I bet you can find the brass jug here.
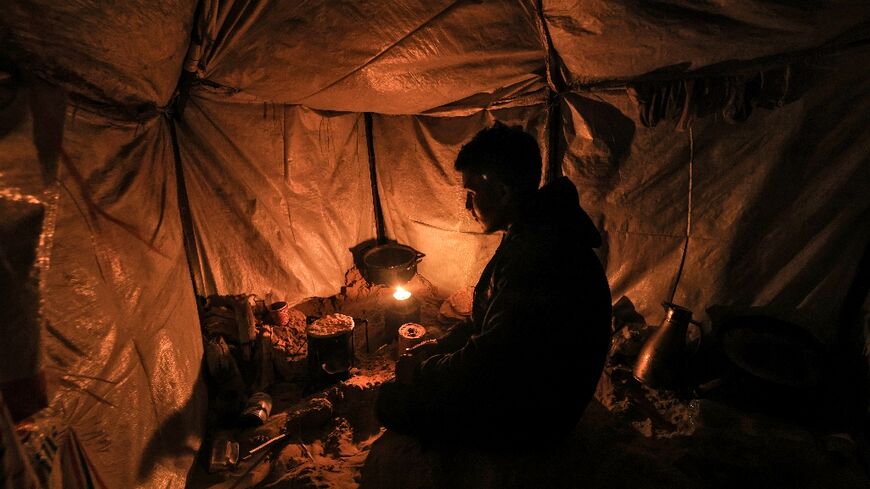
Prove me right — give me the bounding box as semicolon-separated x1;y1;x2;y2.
633;302;695;389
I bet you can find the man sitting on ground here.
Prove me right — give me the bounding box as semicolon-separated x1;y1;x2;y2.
377;122;612;446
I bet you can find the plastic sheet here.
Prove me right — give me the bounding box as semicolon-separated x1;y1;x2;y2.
563;49;870;340
1;76;205;487
2;2;870;487
177;96;375;304
174;98;554;302
43;109;205;487
185;0;547;113
2;0;197;107
545;0;870;84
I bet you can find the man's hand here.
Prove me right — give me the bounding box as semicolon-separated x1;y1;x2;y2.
404;339;439;359
395;339;439;385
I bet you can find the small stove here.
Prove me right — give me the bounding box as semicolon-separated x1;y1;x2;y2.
384;286;421;344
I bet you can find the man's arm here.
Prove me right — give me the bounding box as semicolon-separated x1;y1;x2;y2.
415;253;545;391
433;317;476;354
394;317;475;384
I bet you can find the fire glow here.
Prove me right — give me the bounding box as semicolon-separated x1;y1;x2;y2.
393;286;412;301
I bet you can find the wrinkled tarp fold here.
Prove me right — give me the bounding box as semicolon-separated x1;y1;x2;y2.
1;78;205;487
185;0;547;113
563;49;870;337
0;80;55;389
545;0;870;85
44;109;205;488
2;0;197;108
178;97;374;304
3;2;870;488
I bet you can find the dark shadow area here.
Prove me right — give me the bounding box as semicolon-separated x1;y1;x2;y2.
567;94;636;166
695;307;829;426
135;364;208;485
359;429;577;489
0;60;26;138
611;295;648;331
822;239;870;435
362;395;870;489
719;57;865;319
0;61;62;422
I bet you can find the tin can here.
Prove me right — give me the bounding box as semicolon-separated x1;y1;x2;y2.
241;392;273;425
270;301;291;327
397;323;427;358
208;435;240;473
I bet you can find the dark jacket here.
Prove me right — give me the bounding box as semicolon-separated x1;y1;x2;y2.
413;177;612;444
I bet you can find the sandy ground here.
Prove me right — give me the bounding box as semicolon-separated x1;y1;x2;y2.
197;359;870;489
192;277;870;489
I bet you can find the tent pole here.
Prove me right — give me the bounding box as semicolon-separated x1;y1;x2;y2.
544;91;563;185
167;110;205;297
364;112;387;245
535;0;566;184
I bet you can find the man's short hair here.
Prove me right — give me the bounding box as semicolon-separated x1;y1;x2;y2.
455;121;542;193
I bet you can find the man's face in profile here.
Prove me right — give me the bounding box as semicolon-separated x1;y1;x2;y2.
461;169;508;233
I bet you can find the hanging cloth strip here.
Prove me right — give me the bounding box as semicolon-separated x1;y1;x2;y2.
627;64;801;130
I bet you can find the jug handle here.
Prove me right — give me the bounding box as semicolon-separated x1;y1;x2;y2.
688;319;704;356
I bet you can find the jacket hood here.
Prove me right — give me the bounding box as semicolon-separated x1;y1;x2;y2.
510;177;602;248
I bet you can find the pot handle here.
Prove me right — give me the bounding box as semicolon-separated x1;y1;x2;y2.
402;251;424;271
688;320;705;356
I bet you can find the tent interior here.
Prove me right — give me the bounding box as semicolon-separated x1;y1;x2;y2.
2;1;870;487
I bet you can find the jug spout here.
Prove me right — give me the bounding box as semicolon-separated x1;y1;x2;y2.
632;302;694;389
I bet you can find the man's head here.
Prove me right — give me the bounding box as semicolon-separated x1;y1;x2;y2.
455;122;542;232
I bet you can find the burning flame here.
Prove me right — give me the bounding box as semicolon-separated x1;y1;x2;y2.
393;286;412;301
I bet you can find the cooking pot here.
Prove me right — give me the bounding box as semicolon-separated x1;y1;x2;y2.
307;315;355;387
362;243;424;286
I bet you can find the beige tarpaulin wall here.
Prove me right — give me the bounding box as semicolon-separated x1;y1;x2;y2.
0;85;205;487
178;97;375;301
562;51;870;341
43;110;205;487
2;0;869;487
547;0;870;85
184;0;547;113
2;1;205;487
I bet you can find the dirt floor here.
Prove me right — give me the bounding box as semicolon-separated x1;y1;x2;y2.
190;273;870;489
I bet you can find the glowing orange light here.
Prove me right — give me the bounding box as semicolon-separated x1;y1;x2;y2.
393;286;412;301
